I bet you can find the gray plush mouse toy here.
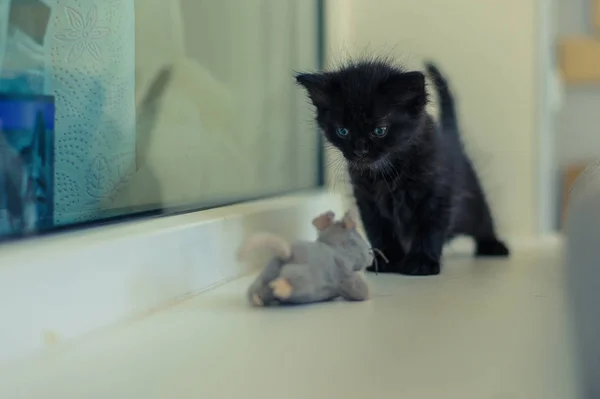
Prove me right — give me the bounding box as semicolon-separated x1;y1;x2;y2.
237;210;373;307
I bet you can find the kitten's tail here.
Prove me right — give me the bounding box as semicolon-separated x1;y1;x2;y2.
237;232;293;261
425;62;458;133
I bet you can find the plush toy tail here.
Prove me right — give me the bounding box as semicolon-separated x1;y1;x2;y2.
237;232;292;261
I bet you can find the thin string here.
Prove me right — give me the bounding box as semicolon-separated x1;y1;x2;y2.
369;248;390;275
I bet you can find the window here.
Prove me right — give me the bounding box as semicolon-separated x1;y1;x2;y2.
0;0;324;241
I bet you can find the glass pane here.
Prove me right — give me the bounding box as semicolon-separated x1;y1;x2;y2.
0;0;322;240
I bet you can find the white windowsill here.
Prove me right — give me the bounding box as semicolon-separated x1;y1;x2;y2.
0;235;577;399
0;190;345;364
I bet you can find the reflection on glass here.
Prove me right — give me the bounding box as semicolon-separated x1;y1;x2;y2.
0;0;322;240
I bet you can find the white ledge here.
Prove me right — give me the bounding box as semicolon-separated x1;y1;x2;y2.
0;237;578;399
0;190;344;364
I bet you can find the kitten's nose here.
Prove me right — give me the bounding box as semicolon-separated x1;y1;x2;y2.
353;148;368;157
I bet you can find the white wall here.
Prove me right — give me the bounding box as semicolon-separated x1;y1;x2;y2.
326;0;542;237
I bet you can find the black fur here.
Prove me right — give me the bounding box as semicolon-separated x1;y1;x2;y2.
296;59;509;276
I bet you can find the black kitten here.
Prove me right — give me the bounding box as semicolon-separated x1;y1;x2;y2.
296;59;509;276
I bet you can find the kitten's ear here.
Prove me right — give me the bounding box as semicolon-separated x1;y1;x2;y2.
380;71;427;116
295;72;331;108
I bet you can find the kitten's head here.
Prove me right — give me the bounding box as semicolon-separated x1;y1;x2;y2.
296;59;427;171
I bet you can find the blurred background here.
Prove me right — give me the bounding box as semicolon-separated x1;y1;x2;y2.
2;2;600;397
2;0;600;243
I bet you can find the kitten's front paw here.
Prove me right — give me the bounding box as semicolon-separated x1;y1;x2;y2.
399;255;441;276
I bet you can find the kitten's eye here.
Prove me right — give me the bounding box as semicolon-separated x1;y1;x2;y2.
373;126;388;138
336;127;350;137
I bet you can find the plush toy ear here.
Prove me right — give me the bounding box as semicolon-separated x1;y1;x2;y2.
342;210;357;230
312;211;335;231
